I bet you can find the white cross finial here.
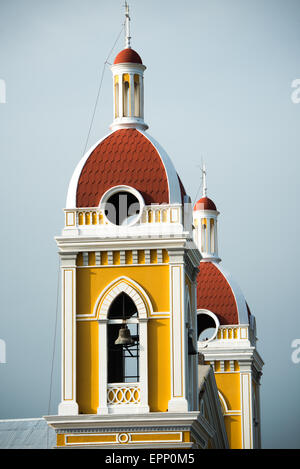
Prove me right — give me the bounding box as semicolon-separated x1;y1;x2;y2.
124;1;131;49
202;163;207;198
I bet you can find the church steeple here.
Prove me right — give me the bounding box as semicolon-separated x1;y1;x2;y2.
110;3;148;131
193;165;220;262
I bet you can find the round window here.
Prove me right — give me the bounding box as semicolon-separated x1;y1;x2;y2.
100;186;144;226
197;310;219;343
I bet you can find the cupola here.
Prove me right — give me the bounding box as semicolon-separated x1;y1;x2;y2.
110;3;148;131
193;165;220;262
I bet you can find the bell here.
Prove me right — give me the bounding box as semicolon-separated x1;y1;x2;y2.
115;324;135;346
188;335;198;355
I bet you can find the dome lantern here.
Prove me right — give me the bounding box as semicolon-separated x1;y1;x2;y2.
193;164;220;262
110;2;148;131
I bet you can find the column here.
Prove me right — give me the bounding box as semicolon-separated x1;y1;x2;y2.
139;318;150;413
214;218;218;256
240;360;254;449
140;75;144;118
58;253;79;416
119;73;123;118
191;275;199;411
168;249;188;412
97;319;108;414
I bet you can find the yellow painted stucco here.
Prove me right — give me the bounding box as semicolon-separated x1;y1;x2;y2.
77;320;99;414
215;372;242;449
216;373;241;411
147;318;171;412
224;415;242;449
56;430;192;448
76;265;170;315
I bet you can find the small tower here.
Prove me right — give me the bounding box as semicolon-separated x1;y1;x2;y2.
193;165;220;262
193;169;264;449
110;3;147;131
45;5;228;449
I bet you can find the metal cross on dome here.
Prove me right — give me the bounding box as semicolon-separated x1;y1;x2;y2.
201;163;208;198
124;1;131;49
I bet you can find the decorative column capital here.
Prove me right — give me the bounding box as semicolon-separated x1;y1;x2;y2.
168;248;185;265
59;252;77;268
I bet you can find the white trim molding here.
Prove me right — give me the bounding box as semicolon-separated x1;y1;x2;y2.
58;253;79;416
168;250;188;413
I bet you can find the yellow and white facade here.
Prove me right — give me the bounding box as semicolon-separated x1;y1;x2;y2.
45;5;262;450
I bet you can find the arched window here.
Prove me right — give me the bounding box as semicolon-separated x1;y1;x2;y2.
197;310;220;343
107;293;139;384
96;277;151;414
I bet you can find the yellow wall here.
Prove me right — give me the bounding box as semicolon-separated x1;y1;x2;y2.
76;265;169;315
148;319;170;412
224;415;242;449
215;372;242;449
77;320;99;414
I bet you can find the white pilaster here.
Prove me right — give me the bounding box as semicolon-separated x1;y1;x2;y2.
191;278;199;411
97;319;109;415
240;371;253;449
139;318;150;413
168;249;188;413
58;253;79;416
140;75;144;118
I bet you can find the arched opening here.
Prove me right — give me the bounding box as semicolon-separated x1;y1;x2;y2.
210;218;215;253
201;218;207;252
123;75;130;117
107;293;139;384
97;277;151;413
134;74;140;117
197;310;219;343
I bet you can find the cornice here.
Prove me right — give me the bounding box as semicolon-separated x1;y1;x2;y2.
55;235;191;253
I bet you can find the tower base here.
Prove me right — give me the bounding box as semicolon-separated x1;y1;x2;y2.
44;412;215;449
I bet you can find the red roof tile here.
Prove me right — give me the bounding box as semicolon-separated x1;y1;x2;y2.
197;262;239;325
114;48;143;65
76;129;170;207
194;197;217;211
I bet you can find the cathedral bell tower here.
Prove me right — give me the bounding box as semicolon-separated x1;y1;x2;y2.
44;5;227;449
194;166;264;449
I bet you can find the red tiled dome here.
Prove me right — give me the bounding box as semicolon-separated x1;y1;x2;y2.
194;197;217;211
76;129;170;207
197;262;238;325
114;48;143;65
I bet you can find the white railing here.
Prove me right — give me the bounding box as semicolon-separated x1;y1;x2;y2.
217;325;249;341
64;204;182;229
107;382;140;406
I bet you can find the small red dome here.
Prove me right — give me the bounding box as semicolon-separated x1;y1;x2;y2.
114;48;143;65
194;197;217;211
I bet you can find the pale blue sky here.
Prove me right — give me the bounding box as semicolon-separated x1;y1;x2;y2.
0;0;300;448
